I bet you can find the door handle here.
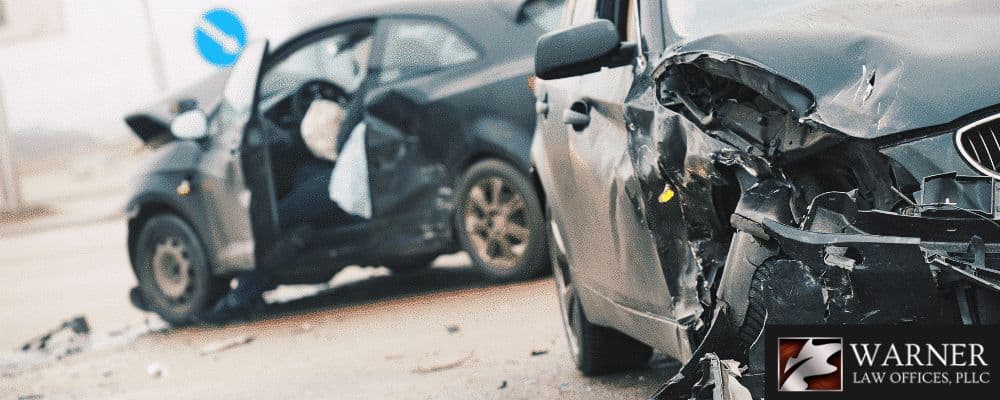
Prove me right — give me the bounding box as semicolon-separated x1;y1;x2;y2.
562;101;591;130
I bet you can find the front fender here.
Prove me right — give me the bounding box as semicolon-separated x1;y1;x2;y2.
125;170;230;277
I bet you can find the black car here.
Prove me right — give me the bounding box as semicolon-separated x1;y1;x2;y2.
124;0;565;324
531;0;1000;397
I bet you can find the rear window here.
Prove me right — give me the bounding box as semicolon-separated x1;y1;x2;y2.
519;0;567;32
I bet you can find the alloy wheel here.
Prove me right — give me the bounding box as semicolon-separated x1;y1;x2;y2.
463;176;531;270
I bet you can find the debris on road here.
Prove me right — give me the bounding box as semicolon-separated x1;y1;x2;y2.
498;380;508;389
445;325;460;334
530;349;548;356
411;352;473;375
20;316;90;352
199;335;255;356
8;316;171;372
146;362;167;379
18;316;90;361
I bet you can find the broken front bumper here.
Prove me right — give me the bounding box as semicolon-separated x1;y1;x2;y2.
760;191;1000;326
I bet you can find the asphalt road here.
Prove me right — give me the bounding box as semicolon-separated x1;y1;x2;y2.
1;220;678;399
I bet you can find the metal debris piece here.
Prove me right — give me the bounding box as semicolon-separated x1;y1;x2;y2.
498;380;508;389
411;352;473;375
445;325;460;334
823;246;857;270
530;349;548;356
198;335;254;356
19;316;90;352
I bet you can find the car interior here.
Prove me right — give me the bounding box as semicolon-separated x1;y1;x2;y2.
226;18;497;281
257;23;376;215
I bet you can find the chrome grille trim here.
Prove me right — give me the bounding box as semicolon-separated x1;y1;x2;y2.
955;113;1000;179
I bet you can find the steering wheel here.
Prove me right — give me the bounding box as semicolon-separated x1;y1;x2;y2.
291;79;351;120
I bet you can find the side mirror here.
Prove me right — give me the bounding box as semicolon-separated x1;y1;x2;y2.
534;19;636;80
170;109;208;140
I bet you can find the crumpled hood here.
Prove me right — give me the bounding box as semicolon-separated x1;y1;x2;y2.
124;69;230;145
657;0;1000;139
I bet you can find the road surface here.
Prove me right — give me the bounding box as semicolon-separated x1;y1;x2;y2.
1;220;679;399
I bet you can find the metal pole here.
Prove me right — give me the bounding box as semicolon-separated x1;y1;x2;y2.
140;0;168;93
0;75;23;212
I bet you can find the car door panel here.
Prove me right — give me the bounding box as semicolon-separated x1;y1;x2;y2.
198;41;271;268
362;88;450;223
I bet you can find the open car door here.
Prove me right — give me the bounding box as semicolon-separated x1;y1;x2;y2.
236;41;283;260
200;40;276;268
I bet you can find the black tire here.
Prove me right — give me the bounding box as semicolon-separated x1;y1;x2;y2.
454;159;547;281
134;214;225;325
548;207;652;376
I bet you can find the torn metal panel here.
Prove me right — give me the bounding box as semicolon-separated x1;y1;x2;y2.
624;80;740;331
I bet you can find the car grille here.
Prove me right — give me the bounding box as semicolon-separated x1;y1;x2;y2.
956;114;1000;178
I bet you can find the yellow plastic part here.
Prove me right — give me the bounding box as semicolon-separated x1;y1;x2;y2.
658;185;675;203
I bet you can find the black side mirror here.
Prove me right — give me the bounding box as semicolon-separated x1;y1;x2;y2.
534;19;636;80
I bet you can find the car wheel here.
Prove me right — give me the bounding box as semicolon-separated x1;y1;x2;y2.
455;159;547;280
549;208;652;376
134;214;225;325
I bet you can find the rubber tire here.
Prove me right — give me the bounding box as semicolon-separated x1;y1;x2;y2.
134;214;224;325
570;293;654;376
454;159;547;281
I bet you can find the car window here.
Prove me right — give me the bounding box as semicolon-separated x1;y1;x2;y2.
519;0;567;32
376;19;479;83
260;26;374;102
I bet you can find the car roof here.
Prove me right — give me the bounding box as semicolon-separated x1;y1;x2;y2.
294;0;526;37
276;0;535;61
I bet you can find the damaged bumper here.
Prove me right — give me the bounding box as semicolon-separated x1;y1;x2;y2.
761;197;1000;326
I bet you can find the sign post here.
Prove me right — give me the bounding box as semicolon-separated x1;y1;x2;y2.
0;0;64;212
0;76;22;212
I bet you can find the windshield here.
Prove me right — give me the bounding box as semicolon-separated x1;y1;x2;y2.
259;26;375;106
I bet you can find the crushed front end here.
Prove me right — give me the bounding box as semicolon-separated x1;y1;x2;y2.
643;53;1000;399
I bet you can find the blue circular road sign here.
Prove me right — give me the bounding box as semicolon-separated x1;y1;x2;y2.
195;8;248;67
